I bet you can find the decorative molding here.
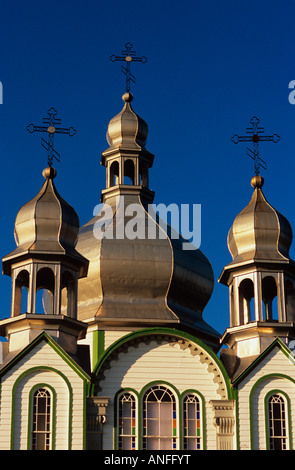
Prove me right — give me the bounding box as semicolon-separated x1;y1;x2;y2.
172;338;228;399
92;329;230;400
210;399;235;450
86;396;110;450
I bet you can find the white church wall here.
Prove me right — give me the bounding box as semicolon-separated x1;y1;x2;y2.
98;337;228;450
0;340;86;450
104;329;132;350
78;329;133;372
237;346;295;450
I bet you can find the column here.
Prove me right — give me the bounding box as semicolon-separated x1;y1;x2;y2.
210;400;235;450
86;397;110;450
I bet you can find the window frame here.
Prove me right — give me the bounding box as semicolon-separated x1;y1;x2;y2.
182;391;205;450
141;384;178;450
116;390;138;450
28;384;56;450
265;390;291;451
115;384;207;450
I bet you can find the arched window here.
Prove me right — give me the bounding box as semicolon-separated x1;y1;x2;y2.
61;271;77;318
183;393;202;450
142;385;177;450
31;388;52;450
35;267;55;314
110;161;119;187
239;278;255;324
117;392;137;450
124;159;135;185
267;393;288;450
13;269;29;315
262;276;278;321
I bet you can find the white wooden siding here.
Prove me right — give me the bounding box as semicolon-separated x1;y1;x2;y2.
104;330;132;350
238;346;295;450
99;339;224;450
0;341;86;450
78;330;132;371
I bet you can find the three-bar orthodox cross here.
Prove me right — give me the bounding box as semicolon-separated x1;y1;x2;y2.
110;42;147;92
231;116;280;175
26;107;77;167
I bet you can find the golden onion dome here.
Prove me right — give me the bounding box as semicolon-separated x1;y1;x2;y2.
74;200;218;346
227;175;293;264
105;92;149;150
72;92;220;348
13;167;80;256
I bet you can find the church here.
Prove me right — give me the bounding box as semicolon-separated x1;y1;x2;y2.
0;83;295;451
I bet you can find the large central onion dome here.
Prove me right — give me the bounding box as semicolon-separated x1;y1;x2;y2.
227;175;293;266
72;93;220;349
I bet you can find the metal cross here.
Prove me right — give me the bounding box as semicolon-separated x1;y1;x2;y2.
110;42;147;92
26;107;77;167
231;116;280;175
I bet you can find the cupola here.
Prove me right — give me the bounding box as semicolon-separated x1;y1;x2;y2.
72;93;220;350
0;167;89;355
227;175;293;265
219;175;295;362
100;92;155;205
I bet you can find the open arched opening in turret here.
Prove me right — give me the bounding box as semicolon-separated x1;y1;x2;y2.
239;278;255;324
110;160;119;187
61;270;77;319
124;159;135;185
13;269;29;316
262;276;278;321
35;267;55;314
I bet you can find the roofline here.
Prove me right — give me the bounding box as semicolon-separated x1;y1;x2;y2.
232;337;294;386
0;331;91;383
90;326;232;398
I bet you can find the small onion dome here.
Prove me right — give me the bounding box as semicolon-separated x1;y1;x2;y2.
13;167;80;255
105;92;149;150
227;176;293;264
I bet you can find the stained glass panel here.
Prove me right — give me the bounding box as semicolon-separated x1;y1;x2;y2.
118;392;137;450
183;394;202;450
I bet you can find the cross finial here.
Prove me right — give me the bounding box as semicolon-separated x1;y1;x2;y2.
26;107;77;167
231;116;280;175
110;42;147;92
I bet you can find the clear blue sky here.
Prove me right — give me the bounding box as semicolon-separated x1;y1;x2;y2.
1;0;295;336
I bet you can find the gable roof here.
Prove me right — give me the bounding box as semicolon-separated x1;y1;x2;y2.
232;337;295;386
0;331;91;383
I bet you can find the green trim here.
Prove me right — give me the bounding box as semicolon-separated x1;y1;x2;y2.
113;382;208;451
232;387;240;450
27;383;56;450
83;380;88;450
10;366;73;450
249;373;295;450
233;337;295;386
264;389;292;450
139;381;181;451
0;331;91;385
91;327;232;399
92;330;105;368
114;388;139;450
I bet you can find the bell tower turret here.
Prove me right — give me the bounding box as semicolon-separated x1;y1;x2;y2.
100;92;155;206
219;175;295;359
0;166;89;355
